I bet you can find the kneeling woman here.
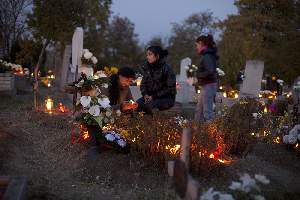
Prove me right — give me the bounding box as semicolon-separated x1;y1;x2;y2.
108;67;138;112
137;46;176;114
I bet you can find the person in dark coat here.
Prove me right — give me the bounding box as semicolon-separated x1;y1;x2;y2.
137;46;176;114
194;34;218;123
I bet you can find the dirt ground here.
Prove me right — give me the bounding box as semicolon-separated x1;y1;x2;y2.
1;91;300;200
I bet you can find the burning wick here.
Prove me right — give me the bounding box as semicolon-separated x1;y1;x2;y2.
129;100;135;105
58;102;66;113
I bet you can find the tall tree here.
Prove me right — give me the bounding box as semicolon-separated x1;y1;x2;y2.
218;0;300;85
0;0;31;60
104;16;143;67
27;0;112;108
168;11;217;73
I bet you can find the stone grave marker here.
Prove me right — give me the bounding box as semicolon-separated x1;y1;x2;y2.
240;60;264;97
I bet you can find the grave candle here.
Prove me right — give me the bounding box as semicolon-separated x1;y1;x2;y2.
45;98;54;114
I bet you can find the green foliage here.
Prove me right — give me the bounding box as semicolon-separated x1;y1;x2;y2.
103;16;143;67
15;38;43;70
218;0;300;86
168;11;217;73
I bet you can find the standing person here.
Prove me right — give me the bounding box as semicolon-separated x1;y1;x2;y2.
194;34;218;123
137;46;176;114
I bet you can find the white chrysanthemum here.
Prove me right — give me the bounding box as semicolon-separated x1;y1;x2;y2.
189;69;193;73
282;135;289;144
192;64;198;69
91;56;98;64
289;125;300;137
252;113;258;119
98;97;110;108
253;195;266;200
84;52;93;59
82;49;89;54
113;133;121;140
80;96;91;107
105;133;115;142
200;187;219;200
117;139;126;147
239;173;257;193
254;174;270;185
105;111;112;117
288;134;297;144
229;181;242;190
217;68;225;76
102;83;108;88
88;105;100;116
218;193;235;200
97;71;107;78
116;110;121;117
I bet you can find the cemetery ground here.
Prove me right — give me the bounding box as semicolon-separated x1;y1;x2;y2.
1;91;300;199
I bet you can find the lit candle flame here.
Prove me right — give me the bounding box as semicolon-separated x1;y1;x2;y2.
58;102;66;113
45;98;53;114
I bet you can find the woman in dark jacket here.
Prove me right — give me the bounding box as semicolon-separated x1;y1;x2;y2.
137;46;176;114
195;34;218;123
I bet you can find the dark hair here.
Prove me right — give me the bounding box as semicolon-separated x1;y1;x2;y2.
196;34;216;49
109;67;135;105
147;46;168;60
118;66;135;79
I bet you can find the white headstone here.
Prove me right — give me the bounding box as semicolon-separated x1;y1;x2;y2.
240;60;264;97
59;45;72;91
71;27;83;73
179;57;191;82
176;57;196;104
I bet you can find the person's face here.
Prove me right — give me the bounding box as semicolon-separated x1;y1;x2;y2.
147;50;159;64
195;41;204;54
119;75;133;87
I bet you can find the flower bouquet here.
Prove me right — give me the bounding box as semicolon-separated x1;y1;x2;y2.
185;64;198;78
0;59;23;74
99;130;130;153
73;73;129;152
81;49;98;66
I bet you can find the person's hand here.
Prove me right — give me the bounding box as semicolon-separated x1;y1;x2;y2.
144;95;152;104
121;102;138;111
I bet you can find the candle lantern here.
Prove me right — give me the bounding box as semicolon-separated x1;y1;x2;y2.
45;98;54;114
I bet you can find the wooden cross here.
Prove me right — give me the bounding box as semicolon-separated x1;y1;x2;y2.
168;128;200;200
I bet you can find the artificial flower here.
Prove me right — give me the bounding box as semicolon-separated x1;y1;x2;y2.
200;188;219;200
218;193;235;200
102;83;108;88
105;133;115;142
88;105;100;116
282;135;289;144
253;195;266;200
254;174;270;185
91;56;98;64
288;134;297;144
117;139;126;147
229;181;242;190
80;96;91;107
98;97;110;108
83;52;93;60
